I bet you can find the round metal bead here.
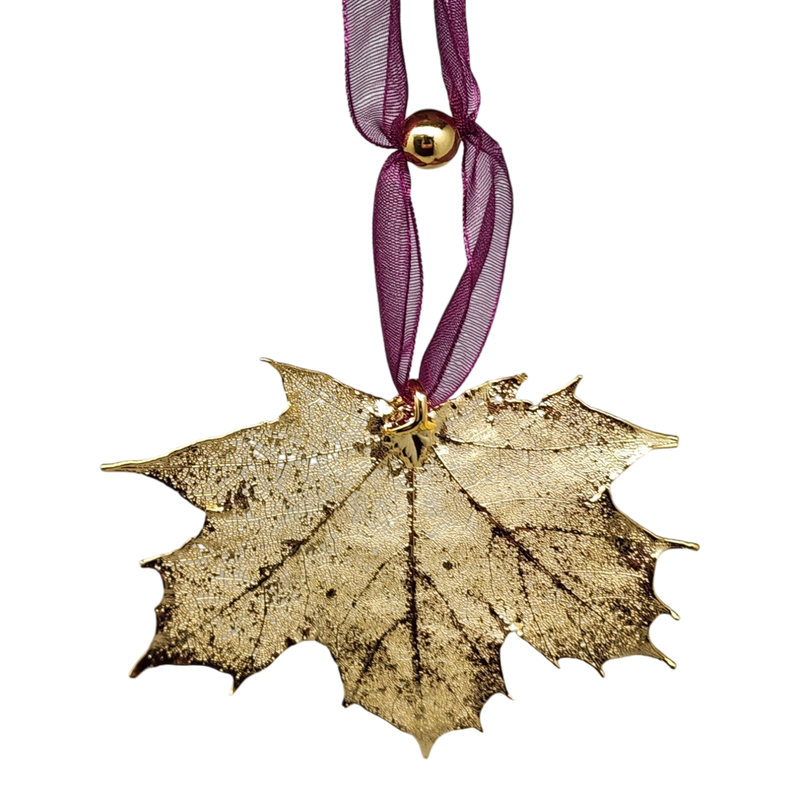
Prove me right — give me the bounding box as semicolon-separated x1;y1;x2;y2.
401;109;461;169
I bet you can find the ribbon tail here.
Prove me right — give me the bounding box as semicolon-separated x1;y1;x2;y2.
374;150;423;399
339;0;411;152
432;0;483;125
419;126;513;406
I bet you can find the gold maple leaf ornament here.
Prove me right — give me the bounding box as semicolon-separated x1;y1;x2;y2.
104;362;697;756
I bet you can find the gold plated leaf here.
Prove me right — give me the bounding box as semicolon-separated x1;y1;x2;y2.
104;362;696;756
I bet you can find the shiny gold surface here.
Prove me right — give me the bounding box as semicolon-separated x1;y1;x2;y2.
382;389;437;467
104;362;696;756
402;109;461;168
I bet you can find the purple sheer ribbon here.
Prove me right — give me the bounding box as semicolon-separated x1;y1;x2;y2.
343;0;513;406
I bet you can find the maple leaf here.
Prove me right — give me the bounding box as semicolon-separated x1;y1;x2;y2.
104;361;696;756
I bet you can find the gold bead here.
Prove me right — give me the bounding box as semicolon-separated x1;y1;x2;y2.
402;109;461;169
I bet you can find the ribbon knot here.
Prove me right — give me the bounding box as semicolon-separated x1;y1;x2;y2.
344;0;513;406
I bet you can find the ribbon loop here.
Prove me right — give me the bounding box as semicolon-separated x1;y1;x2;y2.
343;0;513;405
373;150;422;393
417;124;515;407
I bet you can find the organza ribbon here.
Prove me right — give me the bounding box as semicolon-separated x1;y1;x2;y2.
343;0;513;406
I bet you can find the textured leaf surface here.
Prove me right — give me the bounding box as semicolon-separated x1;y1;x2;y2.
105;362;695;755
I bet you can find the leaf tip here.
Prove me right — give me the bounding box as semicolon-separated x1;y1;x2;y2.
666;536;703;555
539;372;586;400
256;353;288;378
416;737;435;759
256;353;280;376
564;376;582;395
664;601;683;625
125;647;152;683
97;458;133;476
339;697;355;712
643;641;678;669
514;369;531;386
661;650;681;672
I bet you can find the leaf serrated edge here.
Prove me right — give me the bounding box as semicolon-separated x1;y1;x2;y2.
604;488;703;680
256;354;389;405
97;412;292;478
539;372;683;453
